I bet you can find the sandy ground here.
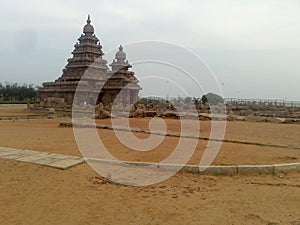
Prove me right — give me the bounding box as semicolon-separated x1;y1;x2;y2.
0;159;299;225
98;118;300;146
0;119;299;165
0;105;38;116
0;105;300;224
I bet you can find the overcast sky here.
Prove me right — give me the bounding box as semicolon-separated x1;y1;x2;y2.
0;0;300;100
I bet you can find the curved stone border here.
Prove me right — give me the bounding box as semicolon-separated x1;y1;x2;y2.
1;145;299;174
1;145;299;175
59;122;300;150
0;115;51;121
85;158;300;175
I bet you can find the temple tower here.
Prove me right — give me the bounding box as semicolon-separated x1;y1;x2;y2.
110;45;131;72
60;14;108;82
98;45;140;106
39;15;141;108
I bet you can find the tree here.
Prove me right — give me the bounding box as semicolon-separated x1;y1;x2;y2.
201;93;224;105
201;95;208;104
0;82;38;101
184;97;192;103
203;93;224;105
193;97;200;104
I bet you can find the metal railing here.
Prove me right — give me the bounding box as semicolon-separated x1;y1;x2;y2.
224;98;300;107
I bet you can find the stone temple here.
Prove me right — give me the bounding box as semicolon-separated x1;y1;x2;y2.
39;15;141;109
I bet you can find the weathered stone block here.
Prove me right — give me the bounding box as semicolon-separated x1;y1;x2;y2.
237;165;274;174
157;163;183;172
199;166;237;175
181;165;199;173
17;153;50;162
48;158;85;170
0;151;19;157
273;163;300;174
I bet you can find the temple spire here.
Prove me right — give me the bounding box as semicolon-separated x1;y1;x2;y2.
110;45;131;72
83;14;94;34
87;14;91;24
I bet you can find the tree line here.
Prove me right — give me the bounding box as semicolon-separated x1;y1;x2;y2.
179;93;224;105
0;82;39;102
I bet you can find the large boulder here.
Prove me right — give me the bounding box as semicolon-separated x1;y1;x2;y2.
96;109;111;119
265;117;286;123
162;111;179;119
198;113;212;120
130;108;145;118
244;115;266;122
283;118;300;124
144;111;157;117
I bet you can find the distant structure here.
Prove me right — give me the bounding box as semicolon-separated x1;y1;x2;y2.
39;15;141;108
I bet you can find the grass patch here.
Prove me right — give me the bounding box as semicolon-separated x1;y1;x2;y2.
0;100;39;104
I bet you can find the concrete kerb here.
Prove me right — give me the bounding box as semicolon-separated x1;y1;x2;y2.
83;158;300;175
199;165;238;175
273;163;300;174
237;165;274;174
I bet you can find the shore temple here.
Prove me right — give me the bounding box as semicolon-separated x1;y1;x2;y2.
39;15;141;108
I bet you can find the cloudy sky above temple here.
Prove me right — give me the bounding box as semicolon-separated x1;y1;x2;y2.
1;0;300;100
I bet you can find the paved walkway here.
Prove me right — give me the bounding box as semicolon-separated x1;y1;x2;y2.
0;147;84;169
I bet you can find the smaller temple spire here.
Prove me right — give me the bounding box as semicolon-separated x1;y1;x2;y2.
110;45;131;72
116;45;126;60
87;14;91;24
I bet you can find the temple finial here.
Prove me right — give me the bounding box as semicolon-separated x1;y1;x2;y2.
119;45;123;51
87;14;91;24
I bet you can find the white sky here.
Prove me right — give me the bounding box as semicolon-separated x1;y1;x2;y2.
0;0;300;100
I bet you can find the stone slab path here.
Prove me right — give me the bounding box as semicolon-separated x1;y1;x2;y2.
0;147;84;169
